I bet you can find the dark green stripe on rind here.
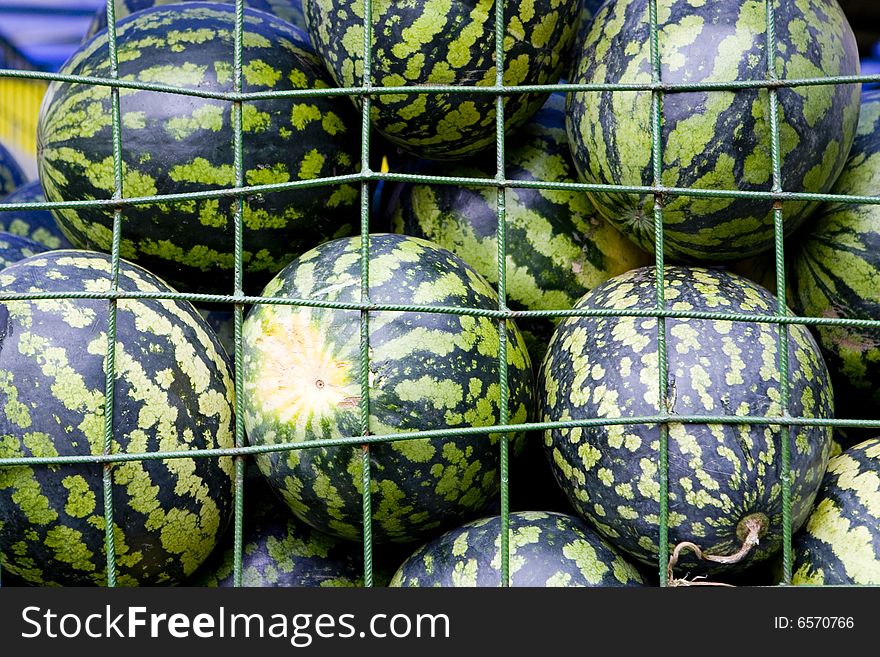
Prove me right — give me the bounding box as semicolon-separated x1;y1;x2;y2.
390;93;651;366
243;234;534;544
0;182;74;250
792;90;880;421
539;266;833;572
304;0;581;160
567;0;860;262
0;250;236;586
0;143;27;199
390;510;644;587
85;0;307;41
792;438;880;585
40;3;360;294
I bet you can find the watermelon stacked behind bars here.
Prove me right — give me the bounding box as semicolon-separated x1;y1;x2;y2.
390;511;644;587
39;3;360;295
792;90;880;422
0;233;48;270
0;142;26;198
389;93;651;366
242;234;534;544
0;181;73;250
792;438;880;585
567;0;861;261
303;0;581;160
85;0;307;40
0;251;236;586
540;267;834;573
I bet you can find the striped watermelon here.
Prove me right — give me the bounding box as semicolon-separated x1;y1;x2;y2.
540;266;834;572
389;93;650;367
793;438;880;585
190;472;367;587
243;234;534;544
0;250;235;586
0;233;48;270
85;0;307;40
303;0;581;160
390;511;644;587
39;3;360;294
567;0;861;261
792;90;880;422
0;181;74;250
0;142;26;199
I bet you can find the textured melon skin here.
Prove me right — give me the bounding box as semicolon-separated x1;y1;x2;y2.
792;90;880;422
390;511;644;587
793;439;880;585
39;4;360;294
0;182;73;250
85;0;307;40
303;0;581;160
0;250;236;586
0;142;26;199
190;474;366;587
243;234;533;544
390;93;650;368
567;0;860;262
0;232;48;270
540;266;834;573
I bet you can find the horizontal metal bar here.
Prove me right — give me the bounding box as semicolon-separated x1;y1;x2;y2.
0;414;869;469
2;173;879;214
1;68;874;99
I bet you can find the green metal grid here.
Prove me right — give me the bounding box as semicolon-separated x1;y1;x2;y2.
0;0;876;588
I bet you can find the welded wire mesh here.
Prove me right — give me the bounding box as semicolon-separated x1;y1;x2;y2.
0;0;879;588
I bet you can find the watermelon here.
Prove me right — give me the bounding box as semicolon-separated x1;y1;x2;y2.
0;142;26;199
303;0;581;160
567;0;861;262
793;438;880;585
242;234;534;544
39;3;360;294
390;510;644;587
539;266;834;572
190;471;367;587
0;250;236;586
791;90;880;422
0;233;48;270
0;181;74;250
197;306;236;364
389;93;651;367
85;0;307;40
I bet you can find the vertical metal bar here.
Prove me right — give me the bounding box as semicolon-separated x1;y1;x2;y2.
359;0;375;588
231;0;247;588
647;0;670;587
494;0;510;588
765;0;792;585
101;0;124;589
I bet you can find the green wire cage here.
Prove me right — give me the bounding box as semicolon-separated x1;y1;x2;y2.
1;0;879;589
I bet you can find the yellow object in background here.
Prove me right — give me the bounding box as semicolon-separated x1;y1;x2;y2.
0;77;46;178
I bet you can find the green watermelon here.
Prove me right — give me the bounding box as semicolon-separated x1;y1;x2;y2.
85;0;307;40
793;438;880;585
389;93;651;367
0;142;26;199
243;234;533;544
0;250;236;586
39;3;360;294
303;0;581;160
0;181;74;250
190;471;367;587
390;510;644;587
539;266;834;572
0;233;48;270
792;90;880;422
567;0;861;262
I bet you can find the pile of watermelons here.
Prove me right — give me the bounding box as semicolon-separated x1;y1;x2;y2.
1;0;879;587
